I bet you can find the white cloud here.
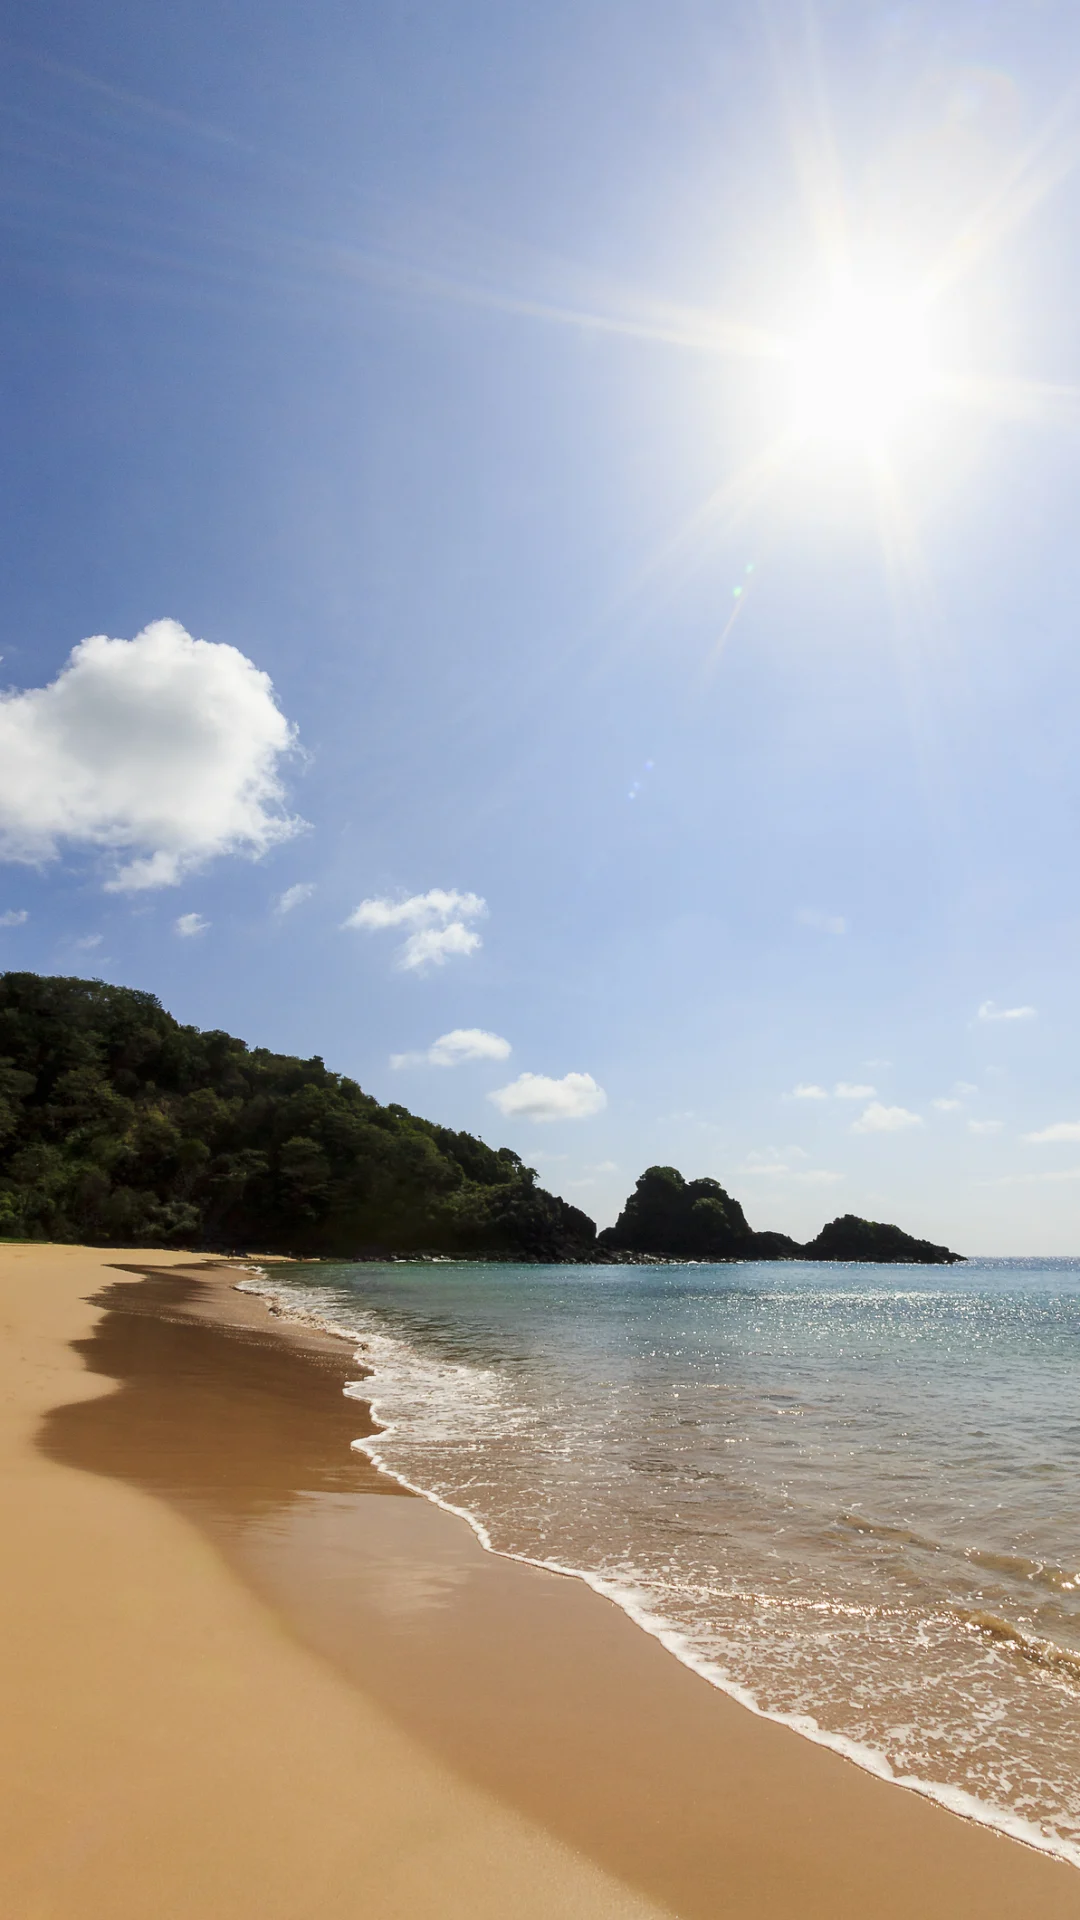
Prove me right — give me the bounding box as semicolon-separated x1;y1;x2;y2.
797;908;847;935
852;1102;922;1134
346;887;486;971
73;933;103;950
968;1119;1004;1135
488;1071;607;1123
391;1028;511;1069
0;908;28;927
175;912;209;937
989;1167;1080;1186
0;620;301;891
932;1097;963;1111
977;1000;1036;1022
276;882;315;914
790;1083;829;1100
739;1151;843;1185
834;1081;876;1099
1025;1121;1080;1144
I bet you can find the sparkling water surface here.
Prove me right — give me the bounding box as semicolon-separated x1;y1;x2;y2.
250;1257;1080;1861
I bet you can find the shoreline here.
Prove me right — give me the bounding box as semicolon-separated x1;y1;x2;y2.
5;1243;1080;1917
244;1263;1080;1873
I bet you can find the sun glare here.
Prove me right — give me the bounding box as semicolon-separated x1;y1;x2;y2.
788;284;937;453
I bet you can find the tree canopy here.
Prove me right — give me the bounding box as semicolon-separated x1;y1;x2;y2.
0;972;595;1259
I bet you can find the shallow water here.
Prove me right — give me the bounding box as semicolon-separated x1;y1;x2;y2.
245;1257;1080;1863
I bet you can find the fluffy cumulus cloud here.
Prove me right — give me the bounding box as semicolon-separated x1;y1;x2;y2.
853;1102;922;1133
834;1081;876;1100
346;888;486;971
175;912;209;937
276;882;315;914
1025;1120;1080;1144
0;908;28;927
790;1083;829;1100
0;621;301;890
488;1071;607;1123
977;1000;1036;1022
391;1028;511;1069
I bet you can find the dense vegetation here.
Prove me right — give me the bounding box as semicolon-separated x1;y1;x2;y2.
0;973;596;1259
600;1166;961;1264
0;976;961;1264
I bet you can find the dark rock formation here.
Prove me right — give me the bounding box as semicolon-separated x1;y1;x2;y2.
800;1214;961;1264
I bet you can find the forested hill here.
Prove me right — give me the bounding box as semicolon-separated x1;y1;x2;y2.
0;973;596;1259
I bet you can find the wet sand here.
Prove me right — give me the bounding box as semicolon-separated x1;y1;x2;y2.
5;1244;1080;1917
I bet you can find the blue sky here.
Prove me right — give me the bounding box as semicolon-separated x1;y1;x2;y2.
3;0;1080;1250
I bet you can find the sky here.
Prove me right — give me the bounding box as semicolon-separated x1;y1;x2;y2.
3;0;1080;1251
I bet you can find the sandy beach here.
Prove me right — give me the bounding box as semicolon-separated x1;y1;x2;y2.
4;1243;1080;1919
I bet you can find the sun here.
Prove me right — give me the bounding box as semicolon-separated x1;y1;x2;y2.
786;281;938;455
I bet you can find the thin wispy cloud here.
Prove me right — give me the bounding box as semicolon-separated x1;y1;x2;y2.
739;1150;842;1184
968;1119;1004;1135
346;888;486;971
797;907;847;935
852;1102;922;1134
834;1081;875;1099
932;1097;963;1111
977;1000;1036;1022
790;1082;829;1100
0;908;28;927
73;933;103;950
276;882;315;914
489;1071;606;1123
175;912;209;937
1025;1120;1080;1144
0;621;302;891
391;1028;511;1069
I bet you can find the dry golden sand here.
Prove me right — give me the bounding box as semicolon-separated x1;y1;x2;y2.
3;1245;1080;1919
0;1245;667;1920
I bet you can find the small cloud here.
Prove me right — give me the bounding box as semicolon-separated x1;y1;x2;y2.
276;882;315;914
932;1098;963;1111
589;1159;619;1174
956;1081;979;1096
1024;1121;1080;1144
175;912;209;937
73;933;103;950
391;1028;511;1069
400;922;482;970
853;1102;922;1134
797;908;847;935
968;1119;1004;1135
988;1166;1080;1186
739;1151;842;1185
790;1083;829;1100
977;1000;1036;1023
834;1082;876;1100
489;1071;606;1123
345;888;486;972
0;908;28;927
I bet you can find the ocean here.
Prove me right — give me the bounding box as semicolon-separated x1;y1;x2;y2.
244;1256;1080;1865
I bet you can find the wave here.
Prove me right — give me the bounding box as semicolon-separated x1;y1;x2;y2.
235;1269;1080;1872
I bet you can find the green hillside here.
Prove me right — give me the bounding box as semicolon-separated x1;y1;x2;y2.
0;972;596;1259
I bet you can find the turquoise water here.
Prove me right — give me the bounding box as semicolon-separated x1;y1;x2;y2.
247;1258;1080;1862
